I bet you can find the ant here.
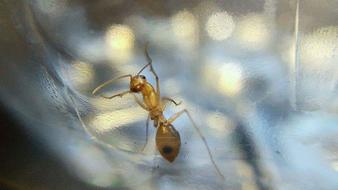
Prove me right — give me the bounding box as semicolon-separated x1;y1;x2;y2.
92;44;224;178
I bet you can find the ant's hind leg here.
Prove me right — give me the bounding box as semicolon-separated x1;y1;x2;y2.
167;109;225;179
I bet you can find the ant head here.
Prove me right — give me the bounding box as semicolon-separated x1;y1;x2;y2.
130;75;147;92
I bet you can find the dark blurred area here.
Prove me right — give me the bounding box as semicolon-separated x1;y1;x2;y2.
0;104;107;190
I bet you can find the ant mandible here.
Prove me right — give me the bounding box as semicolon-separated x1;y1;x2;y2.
92;44;224;178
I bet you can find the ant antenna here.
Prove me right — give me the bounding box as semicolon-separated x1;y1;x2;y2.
137;62;150;75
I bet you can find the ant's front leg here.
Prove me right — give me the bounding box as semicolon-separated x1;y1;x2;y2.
100;90;131;99
132;94;149;111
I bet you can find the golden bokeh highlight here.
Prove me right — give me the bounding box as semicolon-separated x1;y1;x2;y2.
218;63;243;96
203;60;244;96
105;24;135;64
171;10;199;48
206;11;235;41
106;25;134;51
235;14;270;50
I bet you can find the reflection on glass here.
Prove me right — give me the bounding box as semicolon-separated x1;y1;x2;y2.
90;106;147;133
241;181;258;190
236;160;254;178
63;144;116;188
162;79;182;96
300;26;338;67
66;61;95;91
332;161;338;171
206;112;235;137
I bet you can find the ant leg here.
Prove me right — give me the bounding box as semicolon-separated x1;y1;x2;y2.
132;94;149;111
144;43;160;97
140;114;150;152
130;94;149;152
167;109;225;179
161;97;182;110
100;90;130;99
162;97;182;106
92;75;132;95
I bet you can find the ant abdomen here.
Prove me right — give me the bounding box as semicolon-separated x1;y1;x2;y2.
156;124;181;162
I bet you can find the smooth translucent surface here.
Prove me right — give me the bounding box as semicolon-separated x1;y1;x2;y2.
1;0;338;189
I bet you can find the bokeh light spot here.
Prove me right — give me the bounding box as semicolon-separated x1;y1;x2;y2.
203;60;244;97
171;10;199;48
218;63;244;96
235;14;270;50
206;11;235;41
105;25;135;63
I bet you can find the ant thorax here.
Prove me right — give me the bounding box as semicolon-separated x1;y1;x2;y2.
141;84;160;109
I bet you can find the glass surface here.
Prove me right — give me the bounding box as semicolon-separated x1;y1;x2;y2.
1;0;338;189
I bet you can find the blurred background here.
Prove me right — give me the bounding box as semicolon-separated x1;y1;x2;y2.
1;0;338;189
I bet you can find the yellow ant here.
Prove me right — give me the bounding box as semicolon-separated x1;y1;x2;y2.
92;44;224;178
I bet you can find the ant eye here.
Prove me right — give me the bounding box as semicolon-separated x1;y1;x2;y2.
141;76;146;79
